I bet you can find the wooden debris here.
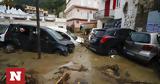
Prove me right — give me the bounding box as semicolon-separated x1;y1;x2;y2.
56;72;70;84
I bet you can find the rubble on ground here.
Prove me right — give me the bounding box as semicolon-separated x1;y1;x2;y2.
53;61;88;84
99;64;151;84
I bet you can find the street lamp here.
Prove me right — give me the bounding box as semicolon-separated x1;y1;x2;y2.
36;0;41;59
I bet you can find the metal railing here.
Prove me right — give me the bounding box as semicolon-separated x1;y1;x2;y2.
94;9;114;19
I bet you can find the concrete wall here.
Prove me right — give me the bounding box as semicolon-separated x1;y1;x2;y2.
121;0;139;29
0;18;67;29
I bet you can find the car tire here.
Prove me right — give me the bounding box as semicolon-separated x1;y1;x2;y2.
62;51;69;56
68;47;74;53
4;44;15;53
107;49;117;55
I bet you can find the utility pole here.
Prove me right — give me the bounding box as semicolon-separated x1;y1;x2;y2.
36;0;41;59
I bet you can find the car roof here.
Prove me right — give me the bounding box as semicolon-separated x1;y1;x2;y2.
133;32;160;35
46;26;67;32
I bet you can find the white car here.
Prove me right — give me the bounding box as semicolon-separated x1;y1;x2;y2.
47;26;84;46
88;28;101;41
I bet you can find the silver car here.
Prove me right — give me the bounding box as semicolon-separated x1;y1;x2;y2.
123;32;160;63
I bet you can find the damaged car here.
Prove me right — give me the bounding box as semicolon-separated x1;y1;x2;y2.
89;28;135;55
123;32;160;63
3;24;75;56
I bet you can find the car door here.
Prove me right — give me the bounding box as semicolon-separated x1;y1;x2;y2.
17;25;32;50
40;29;57;52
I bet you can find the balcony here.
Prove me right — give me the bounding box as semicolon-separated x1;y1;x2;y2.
94;9;114;20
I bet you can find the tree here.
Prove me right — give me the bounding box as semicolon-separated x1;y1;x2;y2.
40;0;66;17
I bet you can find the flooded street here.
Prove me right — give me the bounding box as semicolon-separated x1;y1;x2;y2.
0;46;160;84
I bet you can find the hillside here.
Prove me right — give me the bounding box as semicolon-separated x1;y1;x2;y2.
0;0;66;16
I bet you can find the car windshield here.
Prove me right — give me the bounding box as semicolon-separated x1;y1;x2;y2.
46;28;64;40
67;30;77;40
131;33;150;43
0;25;9;34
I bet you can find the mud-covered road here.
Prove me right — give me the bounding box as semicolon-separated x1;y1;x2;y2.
0;46;160;84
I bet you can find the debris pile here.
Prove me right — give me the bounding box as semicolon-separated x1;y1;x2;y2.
54;61;88;84
100;64;151;84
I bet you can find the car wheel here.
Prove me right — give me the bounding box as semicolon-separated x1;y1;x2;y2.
107;49;117;55
4;44;15;53
62;51;69;56
68;47;74;53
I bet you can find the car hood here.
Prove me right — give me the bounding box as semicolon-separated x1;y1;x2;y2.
76;36;84;43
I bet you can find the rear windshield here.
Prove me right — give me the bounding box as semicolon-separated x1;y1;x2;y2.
105;30;116;36
0;25;9;34
131;33;150;43
94;30;106;37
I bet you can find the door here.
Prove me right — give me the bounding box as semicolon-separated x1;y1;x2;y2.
16;25;31;50
40;29;57;52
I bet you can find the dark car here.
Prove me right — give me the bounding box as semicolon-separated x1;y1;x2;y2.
89;28;135;55
123;32;160;63
3;24;75;55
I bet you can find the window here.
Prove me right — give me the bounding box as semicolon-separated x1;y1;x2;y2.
46;28;64;40
0;25;9;34
77;9;79;12
76;20;79;24
57;31;71;40
131;33;150;43
94;30;106;37
67;30;77;40
116;0;120;8
90;11;92;14
105;30;116;36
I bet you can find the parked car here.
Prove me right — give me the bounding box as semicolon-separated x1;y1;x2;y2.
88;28;101;41
0;24;9;47
47;26;84;46
3;24;75;55
123;32;160;63
89;28;135;55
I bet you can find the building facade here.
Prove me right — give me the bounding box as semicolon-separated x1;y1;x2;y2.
95;0;160;32
95;0;125;29
25;5;48;16
65;0;98;32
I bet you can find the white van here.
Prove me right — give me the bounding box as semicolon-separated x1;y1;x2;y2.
47;26;84;46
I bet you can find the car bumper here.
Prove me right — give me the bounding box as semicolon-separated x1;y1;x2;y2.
124;49;155;62
89;44;106;54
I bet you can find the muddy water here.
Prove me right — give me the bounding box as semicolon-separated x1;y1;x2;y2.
0;46;160;84
70;46;160;84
